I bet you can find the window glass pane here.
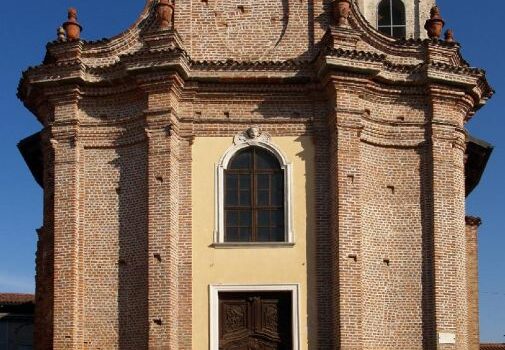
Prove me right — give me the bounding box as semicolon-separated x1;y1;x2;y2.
240;227;252;241
226;190;238;206
257;190;269;206
273;210;284;227
223;146;287;242
392;0;406;25
240;211;252;226
271;173;283;206
239;175;250;189
257;210;270;227
378;0;391;26
257;174;269;190
392;26;406;39
258;227;270;241
239;191;251;206
271;227;285;242
255;149;280;169
226;227;240;242
226;211;238;226
226;174;238;189
378;26;392;36
230;151;252;169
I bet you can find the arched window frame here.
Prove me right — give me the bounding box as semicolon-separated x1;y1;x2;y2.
377;0;406;39
214;128;294;245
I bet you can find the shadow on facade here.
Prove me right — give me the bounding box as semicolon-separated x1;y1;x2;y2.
111;144;149;350
419;127;437;349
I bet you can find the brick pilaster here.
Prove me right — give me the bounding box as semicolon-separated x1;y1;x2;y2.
48;89;83;349
466;217;481;350
428;86;470;349
141;74;183;349
328;79;364;349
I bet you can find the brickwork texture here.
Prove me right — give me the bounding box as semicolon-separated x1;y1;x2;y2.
17;0;493;349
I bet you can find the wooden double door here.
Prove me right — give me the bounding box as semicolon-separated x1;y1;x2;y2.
219;291;293;350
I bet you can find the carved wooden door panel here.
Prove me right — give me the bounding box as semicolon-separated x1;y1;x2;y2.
219;292;292;350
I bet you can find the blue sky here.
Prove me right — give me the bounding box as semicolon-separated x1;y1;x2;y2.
0;0;503;343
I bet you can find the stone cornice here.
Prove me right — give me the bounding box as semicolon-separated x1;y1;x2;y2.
18;0;493;126
21;44;491;92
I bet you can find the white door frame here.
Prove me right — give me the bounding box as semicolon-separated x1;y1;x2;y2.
209;284;301;350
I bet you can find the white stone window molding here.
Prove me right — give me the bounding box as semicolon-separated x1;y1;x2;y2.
214;127;294;245
209;284;301;350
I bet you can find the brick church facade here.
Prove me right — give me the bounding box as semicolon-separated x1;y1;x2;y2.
17;0;494;349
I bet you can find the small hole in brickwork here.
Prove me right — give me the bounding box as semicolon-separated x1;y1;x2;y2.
154;253;162;262
156;176;164;183
153;318;163;325
348;254;357;262
387;185;395;194
364;109;371;116
237;5;245;13
347;174;355;183
165;124;173;136
383;258;390;266
224;111;230;118
397;116;405;121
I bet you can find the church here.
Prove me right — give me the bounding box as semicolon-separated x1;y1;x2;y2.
17;0;494;349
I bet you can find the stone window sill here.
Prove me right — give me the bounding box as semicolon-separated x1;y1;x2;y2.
210;242;295;249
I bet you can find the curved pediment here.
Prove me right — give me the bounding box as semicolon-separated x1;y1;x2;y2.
39;0;481;70
18;0;493;124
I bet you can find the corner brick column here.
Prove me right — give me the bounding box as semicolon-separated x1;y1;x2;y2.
428;87;470;349
141;75;183;349
466;217;481;350
328;79;364;350
36;128;56;350
47;89;83;349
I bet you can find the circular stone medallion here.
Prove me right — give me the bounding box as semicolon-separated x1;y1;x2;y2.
214;0;288;60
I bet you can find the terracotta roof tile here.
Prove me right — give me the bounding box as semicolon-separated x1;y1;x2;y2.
0;293;35;305
481;344;505;350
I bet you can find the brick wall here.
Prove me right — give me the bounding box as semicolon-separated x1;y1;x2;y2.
17;1;493;349
466;217;481;350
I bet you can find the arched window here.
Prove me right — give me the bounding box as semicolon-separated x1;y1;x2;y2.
377;0;406;39
214;128;294;245
224;147;284;242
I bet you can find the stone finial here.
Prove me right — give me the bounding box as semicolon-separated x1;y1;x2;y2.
63;8;83;41
57;26;66;42
157;0;174;30
444;29;454;43
424;6;445;39
332;0;352;28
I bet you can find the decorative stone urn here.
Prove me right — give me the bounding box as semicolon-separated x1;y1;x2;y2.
157;0;174;30
332;0;352;27
444;29;454;42
57;27;66;42
424;6;445;39
63;8;82;41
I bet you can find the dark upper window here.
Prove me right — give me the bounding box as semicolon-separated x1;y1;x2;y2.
377;0;406;39
224;147;285;242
